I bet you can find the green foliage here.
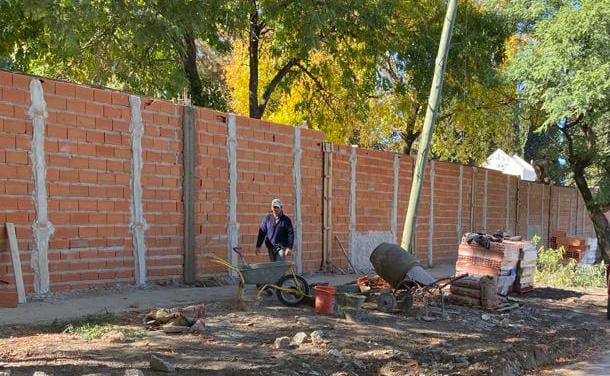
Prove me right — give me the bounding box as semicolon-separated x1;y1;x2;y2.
501;0;610;195
535;246;607;288
37;313;146;342
0;0;230;109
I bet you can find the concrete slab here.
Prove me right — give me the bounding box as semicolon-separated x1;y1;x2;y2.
0;264;456;326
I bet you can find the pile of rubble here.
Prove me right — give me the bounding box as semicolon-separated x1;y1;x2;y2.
144;304;206;335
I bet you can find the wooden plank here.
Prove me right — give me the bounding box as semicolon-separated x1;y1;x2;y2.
322;142;333;271
6;223;25;304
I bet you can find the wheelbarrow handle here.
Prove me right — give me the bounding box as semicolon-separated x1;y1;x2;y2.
232;246;247;265
435;273;469;290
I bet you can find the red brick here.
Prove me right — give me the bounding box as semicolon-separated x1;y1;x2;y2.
56;112;77;126
77;115;95;128
85;101;103;116
86;130;105;143
67;99;87;113
0;102;13;117
93;89;112;103
75;86;93;100
5;150;28;164
95;118;113;130
0;135;15;148
0;70;13;86
96;145;114;157
46;95;67;110
3;119;27;134
55;82;76;97
2;87;29;104
47;124;68;138
111;92;129;106
67;128;86;140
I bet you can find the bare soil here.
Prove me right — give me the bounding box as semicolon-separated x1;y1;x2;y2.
0;286;607;376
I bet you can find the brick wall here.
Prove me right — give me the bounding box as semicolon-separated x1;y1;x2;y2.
0;70;601;296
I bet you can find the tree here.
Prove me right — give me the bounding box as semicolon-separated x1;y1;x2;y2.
499;0;610;262
368;0;516;163
0;0;230;109
226;0;396;119
225;39;375;143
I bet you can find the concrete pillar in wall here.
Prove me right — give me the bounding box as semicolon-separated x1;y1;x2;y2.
128;95;148;286
226;114;239;276
456;165;463;244
428;161;435;267
293;126;303;273
348;146;357;265
392;154;400;243
28;79;54;295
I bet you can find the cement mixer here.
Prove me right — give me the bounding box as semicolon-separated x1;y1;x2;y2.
369;243;466;313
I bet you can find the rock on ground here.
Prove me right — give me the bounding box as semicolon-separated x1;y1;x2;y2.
292;332;309;345
274;336;291;349
124;370;144;376
310;330;324;345
150;355;176;373
379;360;418;376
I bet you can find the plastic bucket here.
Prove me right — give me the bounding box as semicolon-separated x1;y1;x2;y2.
314;285;336;314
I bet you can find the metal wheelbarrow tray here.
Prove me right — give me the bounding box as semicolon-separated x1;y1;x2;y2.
238;261;293;285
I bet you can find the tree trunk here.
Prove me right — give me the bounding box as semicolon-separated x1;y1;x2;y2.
248;8;261;119
571;162;610;263
182;33;204;107
401;129;420;155
590;211;610;263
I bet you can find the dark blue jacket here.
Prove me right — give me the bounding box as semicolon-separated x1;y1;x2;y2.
256;213;294;249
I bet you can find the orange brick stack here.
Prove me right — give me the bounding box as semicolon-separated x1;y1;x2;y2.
552;230;588;262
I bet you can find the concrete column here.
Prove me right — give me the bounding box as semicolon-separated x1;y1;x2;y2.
348;146;357;264
28;79;54;295
505;176;510;233
227;114;239;274
391;154;400;243
128;95;148;286
293;126;303;273
457;165;463;244
428;161;435;267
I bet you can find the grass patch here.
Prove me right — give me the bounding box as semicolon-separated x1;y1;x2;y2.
37;313;146;342
535;246;607;288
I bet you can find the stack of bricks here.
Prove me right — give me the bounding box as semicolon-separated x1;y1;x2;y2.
552;230;588;262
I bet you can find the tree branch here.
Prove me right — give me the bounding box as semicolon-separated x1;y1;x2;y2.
257;58;299;116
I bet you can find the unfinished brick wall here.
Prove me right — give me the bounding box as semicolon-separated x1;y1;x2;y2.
0;70;602;297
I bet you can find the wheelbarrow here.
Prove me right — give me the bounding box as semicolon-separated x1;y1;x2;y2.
231;247;310;306
370;243;467;313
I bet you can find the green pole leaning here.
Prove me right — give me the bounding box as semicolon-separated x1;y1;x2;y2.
401;0;458;256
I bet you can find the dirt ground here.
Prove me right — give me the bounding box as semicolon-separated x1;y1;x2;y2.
0;285;608;376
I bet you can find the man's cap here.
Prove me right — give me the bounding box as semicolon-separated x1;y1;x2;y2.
271;198;282;207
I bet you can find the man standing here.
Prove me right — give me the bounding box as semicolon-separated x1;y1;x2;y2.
256;198;294;262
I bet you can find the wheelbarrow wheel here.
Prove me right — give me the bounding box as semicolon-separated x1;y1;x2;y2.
377;292;397;313
276;274;310;306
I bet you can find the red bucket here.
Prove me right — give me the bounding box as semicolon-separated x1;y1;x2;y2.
314;285;336;314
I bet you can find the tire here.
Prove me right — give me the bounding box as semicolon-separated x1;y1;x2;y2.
377;292;397;312
275;274;310;306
